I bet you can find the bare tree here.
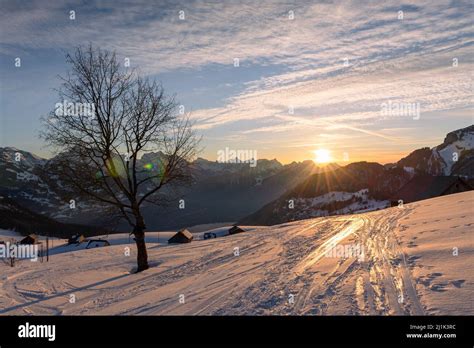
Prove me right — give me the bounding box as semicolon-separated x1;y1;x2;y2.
41;45;199;272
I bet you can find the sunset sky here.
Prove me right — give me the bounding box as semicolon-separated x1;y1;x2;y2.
0;0;473;164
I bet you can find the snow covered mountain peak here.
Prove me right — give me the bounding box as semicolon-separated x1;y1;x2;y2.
397;125;474;177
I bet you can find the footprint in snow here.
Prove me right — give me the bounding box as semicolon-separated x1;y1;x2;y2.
430;272;443;277
451;279;465;288
408;255;421;263
429;283;448;292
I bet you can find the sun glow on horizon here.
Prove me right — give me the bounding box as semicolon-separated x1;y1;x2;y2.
313;149;332;164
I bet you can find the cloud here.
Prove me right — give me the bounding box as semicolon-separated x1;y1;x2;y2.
1;0;472;155
2;1;471;71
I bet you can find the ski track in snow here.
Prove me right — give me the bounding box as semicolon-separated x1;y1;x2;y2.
0;192;472;315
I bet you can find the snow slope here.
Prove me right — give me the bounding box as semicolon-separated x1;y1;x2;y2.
436;128;474;175
0;192;472;315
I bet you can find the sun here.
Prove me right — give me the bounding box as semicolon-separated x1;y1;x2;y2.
314;149;332;164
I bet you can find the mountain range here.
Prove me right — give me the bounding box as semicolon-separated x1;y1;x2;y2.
239;125;474;225
0;125;472;234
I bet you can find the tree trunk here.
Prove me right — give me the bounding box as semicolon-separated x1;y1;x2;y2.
133;218;149;272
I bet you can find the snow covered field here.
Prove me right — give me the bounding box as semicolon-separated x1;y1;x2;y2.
0;192;472;315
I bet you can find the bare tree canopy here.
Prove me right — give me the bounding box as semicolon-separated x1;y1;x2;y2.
41;44;200;272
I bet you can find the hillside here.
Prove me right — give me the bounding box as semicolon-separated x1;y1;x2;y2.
0;191;472;315
239;162;412;225
0;195;113;238
396;125;474;176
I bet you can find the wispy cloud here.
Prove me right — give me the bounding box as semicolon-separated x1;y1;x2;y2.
0;0;472;161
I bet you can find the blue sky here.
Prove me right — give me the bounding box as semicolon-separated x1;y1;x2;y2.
0;0;473;163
